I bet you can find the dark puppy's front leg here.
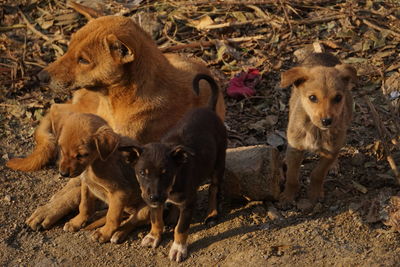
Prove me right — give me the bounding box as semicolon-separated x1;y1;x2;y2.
280;146;304;204
169;202;195;262
64;181;95;232
141;206;164;248
308;152;339;203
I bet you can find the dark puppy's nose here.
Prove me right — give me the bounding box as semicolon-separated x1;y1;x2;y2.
38;69;50;84
321;118;333;127
59;170;70;178
149;194;160;203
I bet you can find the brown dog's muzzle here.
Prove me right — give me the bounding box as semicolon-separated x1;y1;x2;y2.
38;69;50;84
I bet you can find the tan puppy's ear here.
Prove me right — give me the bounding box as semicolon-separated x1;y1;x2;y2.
118;144;142;164
335;64;357;89
280;67;309;88
93;126;120;161
105;34;134;64
170;145;195;165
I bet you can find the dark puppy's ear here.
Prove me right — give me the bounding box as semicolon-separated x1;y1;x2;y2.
170;145;195;165
335;64;357;89
280;67;309;88
118;144;143;164
105;34;134;64
93;126;120;161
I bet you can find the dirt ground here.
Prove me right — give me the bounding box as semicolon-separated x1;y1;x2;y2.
1;1;400;266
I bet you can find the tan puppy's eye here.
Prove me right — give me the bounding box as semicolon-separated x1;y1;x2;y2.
333;94;342;103
309;95;318;103
78;57;90;65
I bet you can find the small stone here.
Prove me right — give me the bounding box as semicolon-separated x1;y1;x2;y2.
4;195;11;202
267;205;282;220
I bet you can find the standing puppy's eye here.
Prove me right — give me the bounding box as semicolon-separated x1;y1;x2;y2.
309;95;318;103
333;94;342;103
78;57;90;65
76;153;89;160
139;170;146;177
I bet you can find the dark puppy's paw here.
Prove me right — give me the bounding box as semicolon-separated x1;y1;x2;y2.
204;215;218;228
141;233;161;248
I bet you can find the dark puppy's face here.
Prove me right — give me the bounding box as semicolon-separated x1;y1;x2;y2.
120;143;193;208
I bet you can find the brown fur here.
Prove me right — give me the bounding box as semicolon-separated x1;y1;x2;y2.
279;53;356;204
48;111;149;243
120;74;227;262
9;16;225;230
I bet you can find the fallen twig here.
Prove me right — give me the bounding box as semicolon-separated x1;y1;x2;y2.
362;19;400;39
160;35;264;52
363;95;400;184
0;24;26;32
18;10;52;42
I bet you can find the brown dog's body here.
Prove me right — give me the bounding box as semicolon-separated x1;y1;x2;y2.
121;74;227;262
8;16;225;231
280;53;356;204
34;111;149;243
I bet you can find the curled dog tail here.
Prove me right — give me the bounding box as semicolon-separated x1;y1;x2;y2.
6;114;57;172
192;74;220;112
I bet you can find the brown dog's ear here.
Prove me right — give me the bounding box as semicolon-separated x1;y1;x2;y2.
170;145;195;165
105;34;134;64
280;67;309;88
118;144;142;164
93;126;120;161
335;64;357;89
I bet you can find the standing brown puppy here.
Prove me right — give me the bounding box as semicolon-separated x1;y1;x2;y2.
279;53;356;205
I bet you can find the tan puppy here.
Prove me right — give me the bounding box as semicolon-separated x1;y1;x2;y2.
279;53;356;205
31;109;149;243
8;16;225;230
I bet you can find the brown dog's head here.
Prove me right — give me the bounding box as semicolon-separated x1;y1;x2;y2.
119;143;194;208
38;16;160;94
57;113;119;178
281;63;356;130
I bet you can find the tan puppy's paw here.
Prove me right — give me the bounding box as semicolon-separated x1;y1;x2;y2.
141;233;161;248
91;228;112;243
169;241;188;262
63;216;88;232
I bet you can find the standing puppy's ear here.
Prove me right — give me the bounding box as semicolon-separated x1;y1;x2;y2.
118;145;143;164
93;126;120;161
280;67;309;88
335;64;357;90
170;145;195;165
105;34;134;64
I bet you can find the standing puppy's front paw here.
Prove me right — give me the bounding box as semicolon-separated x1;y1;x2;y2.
141;233;161;248
91;228;112;243
169;241;188;262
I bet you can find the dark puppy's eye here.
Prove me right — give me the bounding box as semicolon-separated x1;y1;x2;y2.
309;95;318;103
78;57;90;65
139;170;146;177
333;94;342;103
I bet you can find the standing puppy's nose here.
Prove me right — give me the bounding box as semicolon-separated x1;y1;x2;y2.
149;194;160;203
38;69;50;84
321;118;333;127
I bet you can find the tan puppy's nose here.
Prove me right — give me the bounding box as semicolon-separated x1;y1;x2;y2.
321;118;332;127
59;170;70;178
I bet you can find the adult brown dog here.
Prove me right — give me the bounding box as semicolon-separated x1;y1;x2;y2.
10;15;225;231
279;53;356;205
51;111;149;243
120;74;227;262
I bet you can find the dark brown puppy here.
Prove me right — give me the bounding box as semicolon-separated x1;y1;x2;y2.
279;53;356;205
120;74;227;262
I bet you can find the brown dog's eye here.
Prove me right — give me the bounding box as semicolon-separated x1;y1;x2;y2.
333;94;342;103
309;95;318;103
78;57;90;65
77;153;89;160
139;170;146;177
